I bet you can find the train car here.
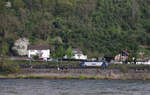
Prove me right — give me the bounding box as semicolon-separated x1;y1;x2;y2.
80;61;101;67
80;61;109;67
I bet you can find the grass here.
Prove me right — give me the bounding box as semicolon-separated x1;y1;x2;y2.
0;73;149;80
0;60;20;74
0;72;9;76
15;75;108;80
0;75;148;80
79;75;89;80
107;64;150;73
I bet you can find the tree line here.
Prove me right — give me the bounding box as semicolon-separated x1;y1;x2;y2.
0;0;150;58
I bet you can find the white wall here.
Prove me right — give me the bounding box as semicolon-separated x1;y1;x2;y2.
72;54;87;60
136;61;150;65
28;49;50;58
64;54;87;60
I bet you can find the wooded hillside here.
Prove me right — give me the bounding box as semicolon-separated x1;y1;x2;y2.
0;0;150;57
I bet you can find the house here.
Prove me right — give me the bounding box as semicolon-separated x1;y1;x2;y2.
27;45;50;60
114;50;129;62
64;48;87;60
72;48;87;60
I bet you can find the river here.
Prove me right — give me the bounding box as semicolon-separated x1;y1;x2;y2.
0;79;150;95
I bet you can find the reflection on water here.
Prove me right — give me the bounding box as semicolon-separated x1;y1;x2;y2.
0;79;150;95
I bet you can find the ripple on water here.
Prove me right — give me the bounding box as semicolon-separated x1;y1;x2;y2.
0;79;150;95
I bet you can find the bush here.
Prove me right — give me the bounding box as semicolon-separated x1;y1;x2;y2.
32;55;39;60
0;60;20;74
13;0;24;9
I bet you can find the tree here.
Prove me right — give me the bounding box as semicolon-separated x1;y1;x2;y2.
13;0;24;9
12;38;29;56
0;1;6;12
54;46;65;70
48;36;63;45
1;42;9;55
128;53;133;63
1;0;150;57
55;46;65;59
33;55;39;60
66;46;73;58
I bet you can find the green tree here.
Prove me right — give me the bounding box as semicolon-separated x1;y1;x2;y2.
128;53;133;63
1;0;150;58
0;1;6;12
13;0;24;9
48;36;63;46
33;55;39;60
1;42;9;55
55;46;65;59
66;46;73;58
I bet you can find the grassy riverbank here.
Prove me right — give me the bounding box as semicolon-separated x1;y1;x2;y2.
1;60;150;80
0;73;112;80
0;60;20;74
1;72;150;80
16;75;108;80
0;74;135;80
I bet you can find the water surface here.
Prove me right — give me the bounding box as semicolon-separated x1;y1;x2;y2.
0;79;150;95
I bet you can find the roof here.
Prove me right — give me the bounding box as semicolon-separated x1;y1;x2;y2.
122;50;129;56
28;45;50;50
72;48;82;54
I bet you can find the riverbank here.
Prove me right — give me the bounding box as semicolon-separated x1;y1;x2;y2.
1;68;150;80
1;60;150;80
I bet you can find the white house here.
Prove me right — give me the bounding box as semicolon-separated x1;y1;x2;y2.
28;45;50;60
72;48;87;60
64;48;87;60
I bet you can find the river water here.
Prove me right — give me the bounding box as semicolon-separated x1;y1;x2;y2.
0;79;150;95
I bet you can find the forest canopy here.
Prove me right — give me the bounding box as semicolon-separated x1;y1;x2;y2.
0;0;150;57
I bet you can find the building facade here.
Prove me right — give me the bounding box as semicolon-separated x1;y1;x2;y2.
114;50;129;62
72;48;87;60
28;45;50;60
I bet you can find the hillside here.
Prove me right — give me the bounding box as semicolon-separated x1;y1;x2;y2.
0;0;150;57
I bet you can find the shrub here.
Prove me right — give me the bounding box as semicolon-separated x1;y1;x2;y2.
0;60;20;74
32;55;39;60
13;0;24;9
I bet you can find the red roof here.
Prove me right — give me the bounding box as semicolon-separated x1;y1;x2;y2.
122;50;129;56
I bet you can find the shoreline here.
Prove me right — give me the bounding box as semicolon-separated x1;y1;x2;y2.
0;74;150;80
1;70;150;80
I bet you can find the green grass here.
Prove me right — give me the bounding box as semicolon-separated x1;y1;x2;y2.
0;72;9;76
0;60;20;74
107;64;150;73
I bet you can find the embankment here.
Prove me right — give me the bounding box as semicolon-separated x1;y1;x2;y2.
2;68;150;80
